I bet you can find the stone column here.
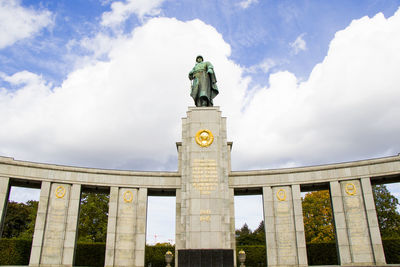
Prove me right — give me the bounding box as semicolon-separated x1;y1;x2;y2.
0;176;10;237
291;184;308;267
330;180;351;265
105;187;147;267
62;184;81;266
229;187;237;267
330;179;376;265
30;181;51;267
360;178;386;264
134;188;148;267
40;183;78;266
263;185;305;267
105;187;119;267
114;187;139;267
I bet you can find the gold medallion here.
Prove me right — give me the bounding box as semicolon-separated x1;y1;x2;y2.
276;189;287;201
345;183;356;195
195;129;214;147
123;190;133;203
55;185;66;198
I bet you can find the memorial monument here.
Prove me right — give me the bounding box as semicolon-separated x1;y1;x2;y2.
0;55;399;267
188;55;219;107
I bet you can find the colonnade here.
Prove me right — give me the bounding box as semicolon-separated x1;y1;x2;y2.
1;149;400;266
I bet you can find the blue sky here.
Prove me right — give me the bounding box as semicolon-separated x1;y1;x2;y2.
2;0;400;244
3;1;400;88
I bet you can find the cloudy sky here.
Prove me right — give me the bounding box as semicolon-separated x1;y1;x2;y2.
2;0;400;244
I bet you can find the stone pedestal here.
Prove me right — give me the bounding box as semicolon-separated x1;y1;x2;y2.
176;107;235;264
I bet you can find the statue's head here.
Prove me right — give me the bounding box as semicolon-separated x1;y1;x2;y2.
196;55;203;63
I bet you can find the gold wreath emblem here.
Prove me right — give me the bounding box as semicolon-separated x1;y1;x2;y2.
55;186;66;198
276;189;287;201
195;129;214;147
123;190;133;203
345;183;356;195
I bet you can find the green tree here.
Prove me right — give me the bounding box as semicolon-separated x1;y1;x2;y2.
373;184;400;238
78;192;109;242
1;201;38;239
19;200;38;239
302;190;335;243
235;222;265;245
252;220;265;244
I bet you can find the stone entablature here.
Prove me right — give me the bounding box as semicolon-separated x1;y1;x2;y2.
0;156;180;188
230;154;400;187
1;154;399;189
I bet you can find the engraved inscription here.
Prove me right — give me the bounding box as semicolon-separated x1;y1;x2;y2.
192;159;218;195
200;210;211;222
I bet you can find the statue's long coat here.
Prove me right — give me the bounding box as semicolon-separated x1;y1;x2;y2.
189;61;219;106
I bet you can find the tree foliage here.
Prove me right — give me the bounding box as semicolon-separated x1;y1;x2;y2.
1;200;38;239
302;190;335;243
373;184;400;238
78;192;109;242
235;222;265;246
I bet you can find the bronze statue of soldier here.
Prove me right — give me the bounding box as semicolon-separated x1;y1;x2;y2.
188;55;219;107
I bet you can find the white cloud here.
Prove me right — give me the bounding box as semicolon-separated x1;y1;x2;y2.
290;33;307;54
245;58;276;73
231;10;400;169
237;0;259;9
0;18;246;170
0;0;52;49
1;9;400;175
101;0;165;27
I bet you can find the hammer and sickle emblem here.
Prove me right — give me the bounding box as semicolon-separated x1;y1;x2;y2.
195;129;214;147
276;189;287;201
55;186;66;198
345;183;357;195
123;190;133;203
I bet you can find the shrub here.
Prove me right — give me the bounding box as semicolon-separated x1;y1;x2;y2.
383;238;400;264
236;245;266;267
145;245;175;267
306;242;338;265
0;238;32;265
75;242;106;266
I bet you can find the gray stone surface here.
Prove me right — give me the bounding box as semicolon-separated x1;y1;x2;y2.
114;188;138;267
176;107;235;253
263;185;306;267
341;180;374;264
0;176;10;238
330;181;352;265
29;182;51;267
134;188;147;267
105;187;119;267
330;179;384;266
62;184;81;267
361;178;386;265
104;187;147;267
40;183;72;266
